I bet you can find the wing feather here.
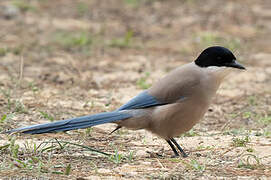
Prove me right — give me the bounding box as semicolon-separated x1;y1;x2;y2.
118;91;165;110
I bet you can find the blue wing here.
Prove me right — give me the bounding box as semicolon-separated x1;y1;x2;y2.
118;90;164;110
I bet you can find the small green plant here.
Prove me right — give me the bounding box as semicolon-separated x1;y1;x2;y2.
248;96;257;105
28;82;39;92
190;159;205;171
182;129;199;137
109;149;124;164
64;164;71;175
11;45;24;55
39;139;109;156
258;115;271;125
12;156;47;172
232;135;250;147
0;87;11;98
180;159;205;172
124;0;140;7
1;88;13;110
0;138;78;174
0;88;28;113
23;140;53;155
0;47;7;56
12;0;36;12
77;2;89;16
8;136;20;158
182;159;205;172
116;128;129;135
242;111;253;119
127;151;135;162
0;114;7;123
137;72;151;89
110;30;134;48
14;100;27;113
229;113;238;119
263;128;271;137
85;127;93;136
40;111;54;122
0;46;23;56
223;128;247;136
54;31;92;52
142;137;147;145
108;148;135;164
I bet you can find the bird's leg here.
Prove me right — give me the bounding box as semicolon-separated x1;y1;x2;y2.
166;140;179;157
170;138;188;157
109;126;122;135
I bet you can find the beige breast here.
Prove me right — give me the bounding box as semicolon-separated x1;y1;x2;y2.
147;63;231;139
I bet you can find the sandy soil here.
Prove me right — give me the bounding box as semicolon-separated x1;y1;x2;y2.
0;0;270;179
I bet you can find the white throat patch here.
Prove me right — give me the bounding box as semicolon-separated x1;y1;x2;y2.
205;66;233;79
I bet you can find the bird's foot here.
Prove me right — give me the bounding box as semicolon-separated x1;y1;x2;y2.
182;152;188;158
171;154;179;158
171;152;188;158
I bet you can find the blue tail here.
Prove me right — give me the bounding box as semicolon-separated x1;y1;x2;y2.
7;111;132;134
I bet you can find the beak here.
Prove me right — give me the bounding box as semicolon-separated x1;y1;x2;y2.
225;60;246;70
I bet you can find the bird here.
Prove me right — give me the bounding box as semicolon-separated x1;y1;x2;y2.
6;46;246;157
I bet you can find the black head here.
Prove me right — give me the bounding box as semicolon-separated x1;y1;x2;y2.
195;46;245;70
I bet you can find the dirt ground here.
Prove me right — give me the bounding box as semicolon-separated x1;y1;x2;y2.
0;0;271;179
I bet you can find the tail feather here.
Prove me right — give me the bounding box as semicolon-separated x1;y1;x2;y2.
7;111;132;134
